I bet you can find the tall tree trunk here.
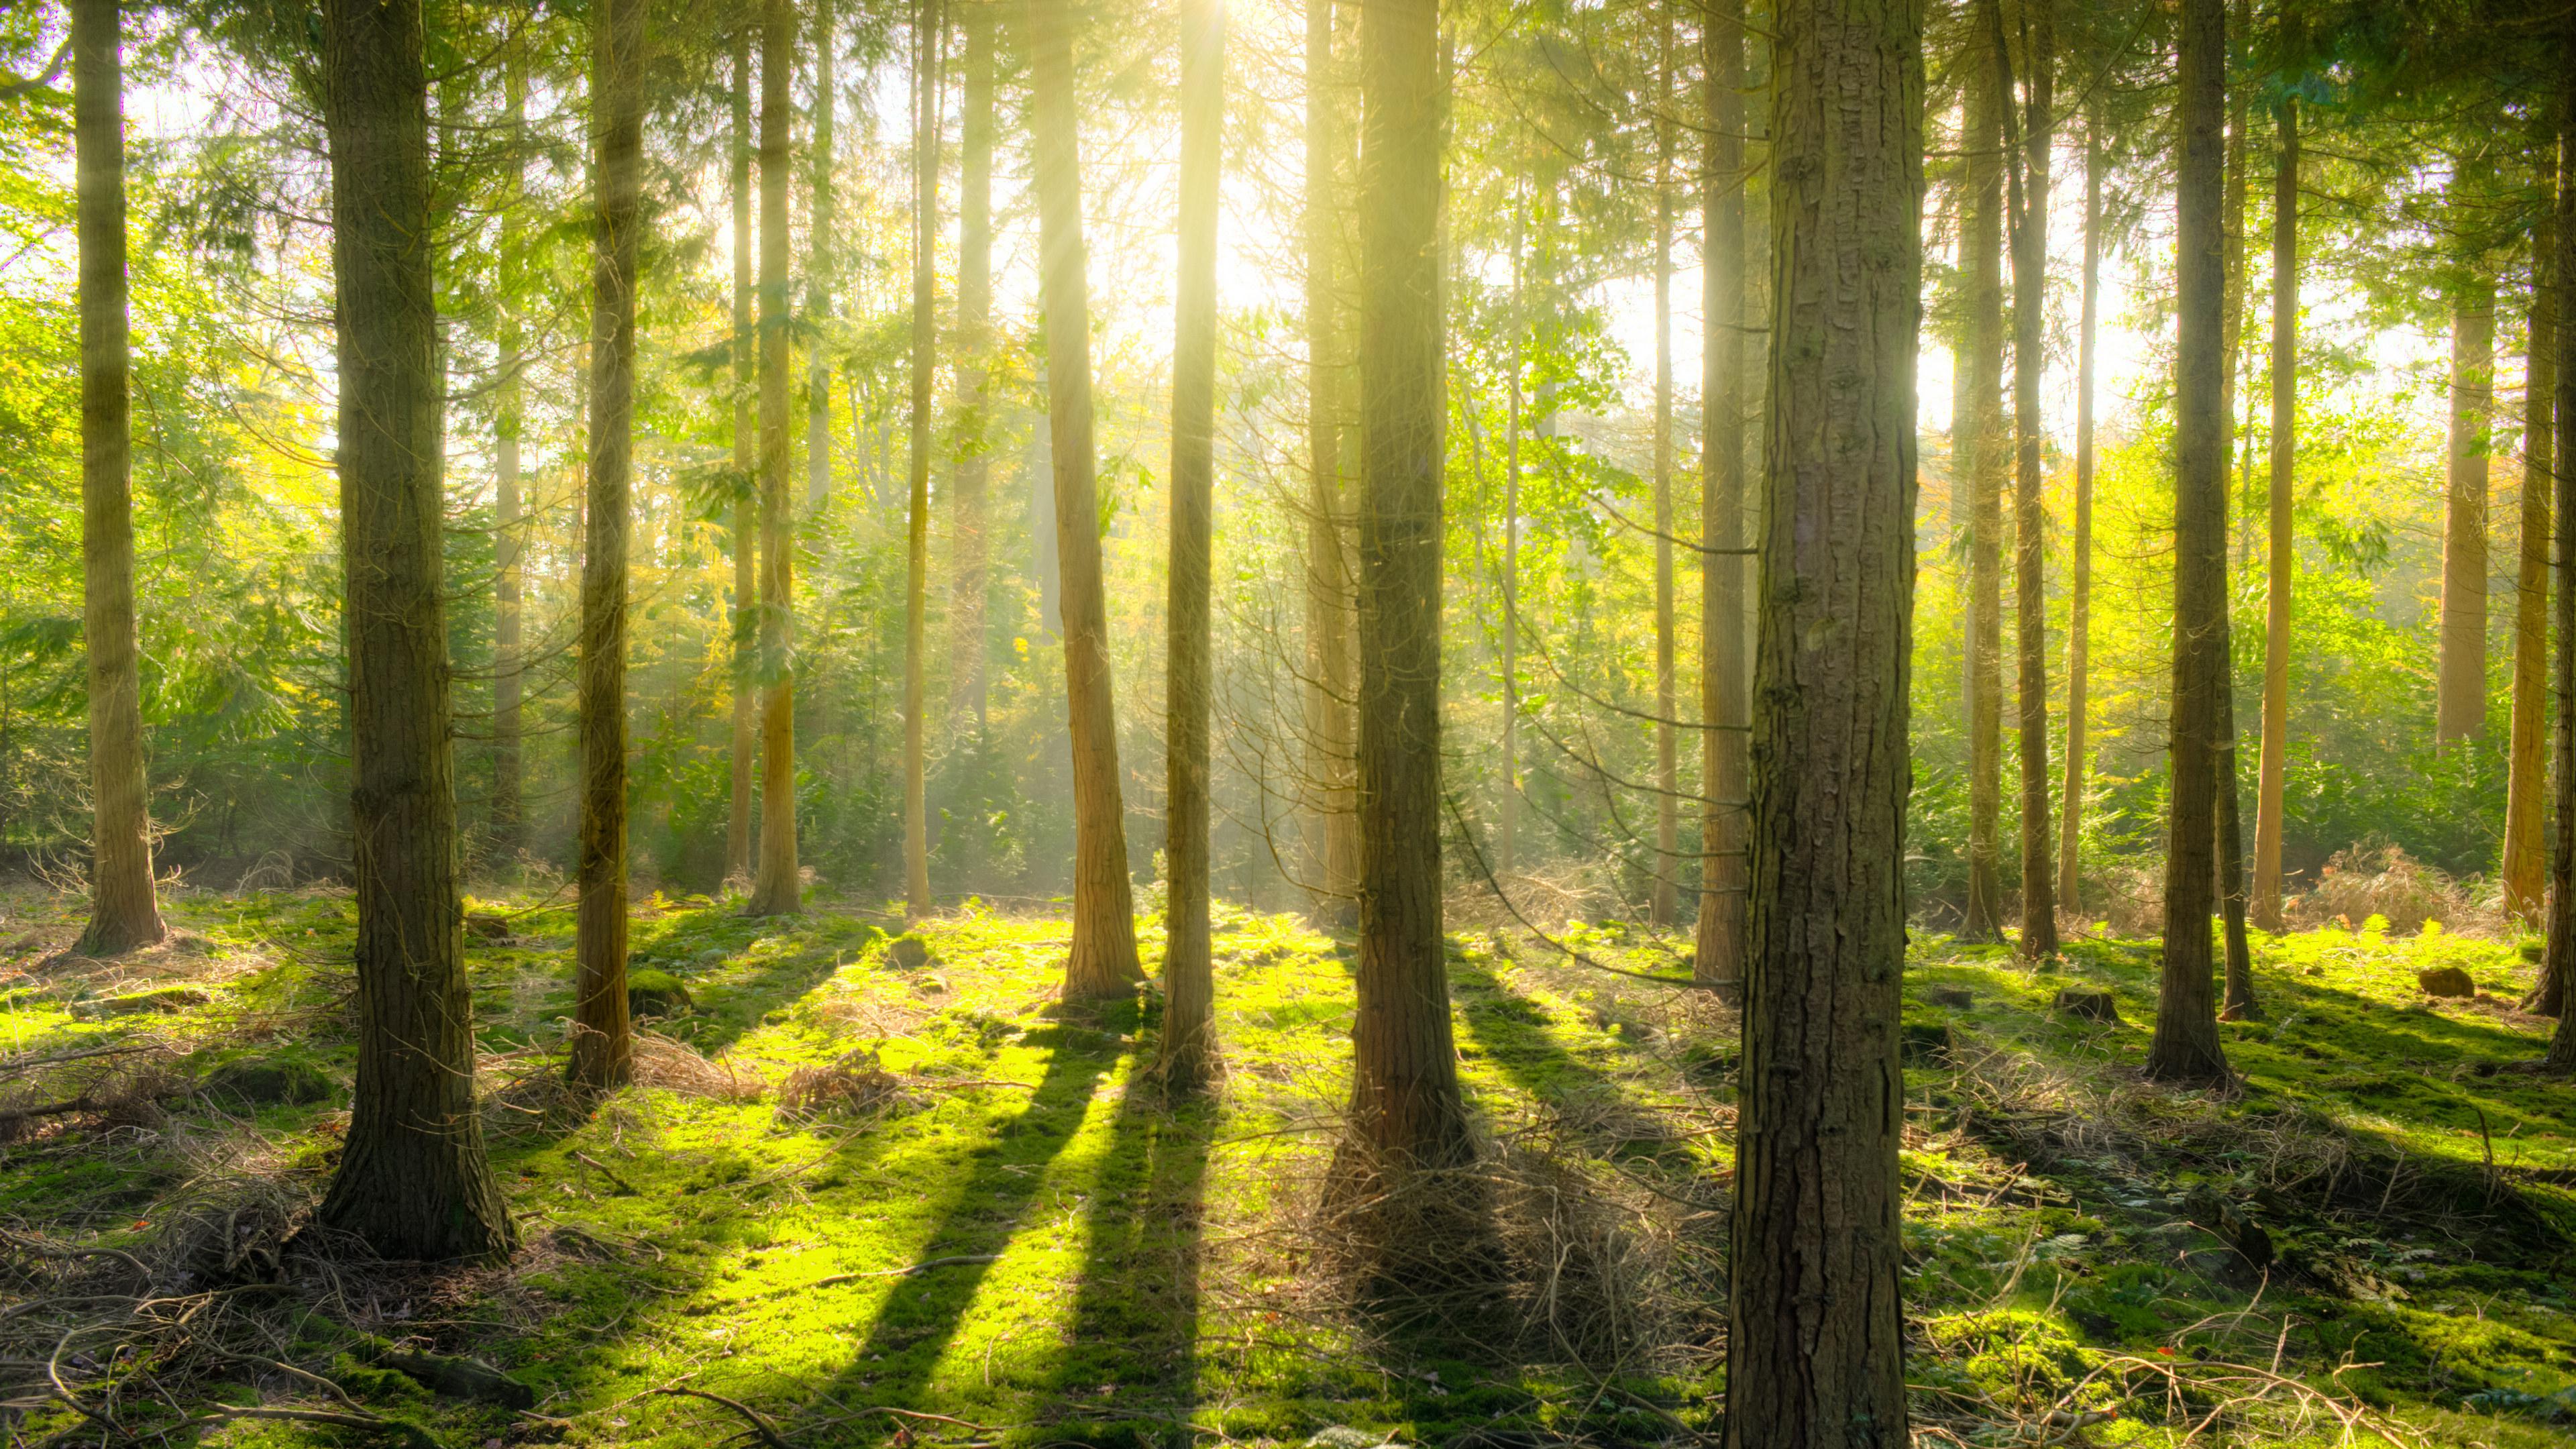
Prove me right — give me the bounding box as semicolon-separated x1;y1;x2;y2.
2253;98;2298;932
950;4;995;733
1961;11;2004;943
2222;0;2249;569
1028;0;1144;993
2002;0;2055;956
2506;190;2556;930
2212;62;2256;1018
2438;269;2496;743
904;0;941;918
1649;19;1678;928
1500;204;1522;879
1160;0;1224;1089
2057;114;2100;913
70;0;164;959
572;0;643;1092
727;23;756;885
1724;0;1919;1429
490;51;526;869
806;0;836;515
317;0;515;1260
1304;0;1360;923
2145;0;2233;1087
1341;0;1466;1171
2541;81;2576;1065
749;0;803;916
1694;0;1746;994
2216;655;2257;1015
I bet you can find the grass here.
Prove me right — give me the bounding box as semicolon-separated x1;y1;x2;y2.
3;884;2576;1446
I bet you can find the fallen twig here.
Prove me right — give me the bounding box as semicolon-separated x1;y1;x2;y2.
655;1386;793;1449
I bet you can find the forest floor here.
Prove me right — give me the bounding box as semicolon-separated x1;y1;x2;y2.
4;884;2576;1448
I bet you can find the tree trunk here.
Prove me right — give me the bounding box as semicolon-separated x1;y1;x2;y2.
2216;669;2257;1017
2253;98;2298;932
2057;114;2100;914
2145;0;2233;1088
317;0;515;1260
1694;0;1746;995
748;0;802;916
70;0;164;959
1961;11;2004;943
950;5;995;733
1027;0;1144;993
571;0;643;1092
904;0;940;918
1649;19;1678;929
806;0;836;516
1500;205;1523;880
1304;0;1360;924
2438;269;2496;743
1160;0;1224;1089
490;51;526;869
1341;0;1466;1171
1724;0;1918;1430
724;23;755;888
2506;193;2555;929
2004;0;2055;956
2542;80;2576;1062
2222;1;2249;570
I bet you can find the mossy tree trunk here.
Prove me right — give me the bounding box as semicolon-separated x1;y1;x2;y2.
2505;161;2555;931
727;22;756;888
1723;0;1919;1432
2003;0;2056;957
1303;0;1360;925
1027;0;1144;994
1693;0;1747;995
2436;265;2496;745
749;0;802;917
71;0;165;960
317;0;515;1260
1960;9;2004;944
2253;99;2298;933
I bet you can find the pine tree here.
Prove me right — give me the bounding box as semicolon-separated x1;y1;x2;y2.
1694;0;1748;995
748;0;803;917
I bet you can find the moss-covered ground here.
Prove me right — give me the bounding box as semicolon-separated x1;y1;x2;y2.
5;886;2576;1446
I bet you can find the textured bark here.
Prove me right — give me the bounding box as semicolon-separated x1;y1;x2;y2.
317;0;514;1260
1649;21;1678;928
2545;78;2576;1065
904;0;940;918
2221;1;2248;570
1723;0;1919;1432
2253;99;2298;932
2003;0;2055;956
1304;0;1360;921
70;0;164;959
2057;116;2100;914
2216;663;2257;1018
490;53;526;868
949;6;995;733
1341;0;1466;1169
2505;195;2555;928
1694;0;1747;994
1159;0;1224;1090
572;0;643;1093
1027;0;1144;993
806;0;837;515
2145;0;2233;1087
1960;15;2004;943
2437;272;2496;744
749;0;802;916
726;24;755;887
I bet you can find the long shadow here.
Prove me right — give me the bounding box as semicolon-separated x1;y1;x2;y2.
792;1006;1124;1438
647;912;886;1055
1038;1076;1215;1448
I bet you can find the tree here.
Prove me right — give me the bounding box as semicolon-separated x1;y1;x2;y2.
572;0;645;1093
1304;0;1359;922
2057;113;2101;914
807;0;837;516
70;0;165;959
2542;72;2576;1069
2435;205;2495;745
904;0;940;919
1960;8;2005;943
1723;0;1919;1430
950;2;996;733
2252;96;2298;932
1028;0;1144;994
2000;0;2056;957
490;49;527;869
2145;0;2233;1087
2503;148;2555;928
1159;0;1224;1090
748;0;802;918
1648;15;1678;930
1694;0;1747;995
316;0;515;1260
1341;0;1466;1171
727;23;756;886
